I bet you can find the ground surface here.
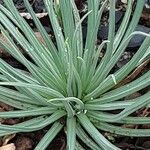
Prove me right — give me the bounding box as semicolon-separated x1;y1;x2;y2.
0;0;150;150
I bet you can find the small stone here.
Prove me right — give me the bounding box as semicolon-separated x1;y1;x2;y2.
128;25;150;48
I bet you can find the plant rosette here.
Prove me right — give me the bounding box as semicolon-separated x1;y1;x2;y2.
0;0;150;150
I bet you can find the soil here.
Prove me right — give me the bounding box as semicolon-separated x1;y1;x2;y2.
0;0;45;13
0;0;150;150
11;131;66;150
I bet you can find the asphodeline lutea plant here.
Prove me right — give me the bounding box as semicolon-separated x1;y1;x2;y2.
0;0;150;150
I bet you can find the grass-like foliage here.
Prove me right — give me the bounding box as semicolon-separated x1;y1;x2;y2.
0;0;150;149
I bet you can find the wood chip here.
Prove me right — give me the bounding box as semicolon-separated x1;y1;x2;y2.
0;143;16;150
2;134;16;146
20;13;48;20
121;0;128;3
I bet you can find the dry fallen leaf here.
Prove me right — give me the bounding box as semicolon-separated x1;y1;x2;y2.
0;143;16;150
114;59;150;88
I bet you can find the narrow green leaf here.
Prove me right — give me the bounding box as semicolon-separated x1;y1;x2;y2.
77;113;120;150
35;122;63;150
76;124;102;150
67;117;76;150
0;107;56;118
0;110;66;134
95;122;150;137
88;111;150;124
